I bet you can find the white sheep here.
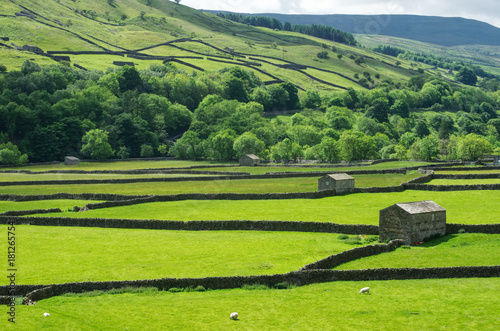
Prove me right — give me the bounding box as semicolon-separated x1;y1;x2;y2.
359;287;370;294
43;312;50;317
230;312;238;320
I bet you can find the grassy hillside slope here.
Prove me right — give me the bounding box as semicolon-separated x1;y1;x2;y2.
0;0;439;92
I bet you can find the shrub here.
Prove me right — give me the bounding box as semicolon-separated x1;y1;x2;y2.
337;234;349;240
194;285;206;292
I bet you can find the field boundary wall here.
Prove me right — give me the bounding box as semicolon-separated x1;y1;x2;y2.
1;266;498;303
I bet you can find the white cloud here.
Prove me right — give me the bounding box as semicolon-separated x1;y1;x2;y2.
182;0;500;27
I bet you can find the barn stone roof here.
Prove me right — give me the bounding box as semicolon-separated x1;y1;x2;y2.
325;173;354;181
243;154;260;160
391;201;445;214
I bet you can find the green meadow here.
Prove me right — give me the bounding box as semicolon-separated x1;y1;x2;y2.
6;279;500;330
0;200;98;214
334;233;500;269
35;190;499;225
426;179;500;185
0;226;377;285
0;173;422;195
0;159;498;330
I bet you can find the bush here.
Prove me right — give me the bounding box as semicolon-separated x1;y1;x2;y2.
337;234;349;240
194;285;206;292
0;142;28;165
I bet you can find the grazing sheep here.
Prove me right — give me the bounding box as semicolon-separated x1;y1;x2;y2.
230;312;238;320
43;313;50;317
359;287;370;294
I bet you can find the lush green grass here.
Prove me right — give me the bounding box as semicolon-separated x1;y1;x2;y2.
334;234;500;269
199;161;433;174
426;179;500;185
0;160;232;171
0;173;215;182
7;278;500;330
35;190;499;225
0;226;372;285
0;200;97;214
436;170;500;174
0;173;422;195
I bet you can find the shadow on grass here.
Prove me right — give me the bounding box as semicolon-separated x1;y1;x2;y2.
421;234;457;247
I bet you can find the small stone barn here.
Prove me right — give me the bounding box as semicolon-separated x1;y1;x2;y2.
318;173;355;193
239;154;260;166
379;200;446;245
64;156;80;165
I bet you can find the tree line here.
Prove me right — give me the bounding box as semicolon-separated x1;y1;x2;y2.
0;61;498;165
217;13;357;46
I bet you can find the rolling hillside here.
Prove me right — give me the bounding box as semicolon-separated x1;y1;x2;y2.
232;13;500;47
0;0;444;92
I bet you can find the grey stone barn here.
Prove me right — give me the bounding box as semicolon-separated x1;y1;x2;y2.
379;200;446;245
240;154;260;166
64;156;80;165
318;173;354;193
494;155;500;166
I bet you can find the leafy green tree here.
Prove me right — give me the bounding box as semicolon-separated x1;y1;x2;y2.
457;133;493;161
413;120;430;138
170;131;202;160
158;144;168;156
390;99;409;118
280;82;299;110
338;131;376;161
408;135;439;161
211;129;237;161
301;90;322;109
81;129;114;159
270;138;303;163
140;144;154;157
267;84;288;110
287;125;322;147
117;66;142;93
319;137;340;163
456;67;478;86
223;75;248;102
0;142;28;165
233;132;265;158
117;146;130;159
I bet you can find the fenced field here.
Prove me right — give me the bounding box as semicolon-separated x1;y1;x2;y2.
0;160;498;329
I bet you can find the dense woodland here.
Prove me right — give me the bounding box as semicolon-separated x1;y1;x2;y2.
0;61;499;165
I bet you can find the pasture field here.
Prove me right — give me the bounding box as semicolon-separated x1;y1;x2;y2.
0;160;432;173
0;173;422;195
0;226;375;285
435;169;500;174
0;173;216;182
1;160;498;330
0;160;230;171
0;200;98;214
34;190;500;225
426;179;500;185
334;233;500;269
7;278;500;330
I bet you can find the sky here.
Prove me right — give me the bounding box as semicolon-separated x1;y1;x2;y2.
180;0;500;28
